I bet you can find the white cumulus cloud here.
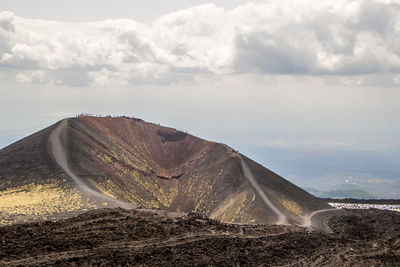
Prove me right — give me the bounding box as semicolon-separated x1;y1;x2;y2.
0;0;399;86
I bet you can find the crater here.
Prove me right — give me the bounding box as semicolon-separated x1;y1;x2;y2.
156;130;187;143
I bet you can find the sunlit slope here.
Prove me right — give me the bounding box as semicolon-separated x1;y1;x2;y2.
65;116;330;224
0;116;330;225
0;124;104;225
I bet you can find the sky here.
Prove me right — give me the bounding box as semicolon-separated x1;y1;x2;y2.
1;0;400;197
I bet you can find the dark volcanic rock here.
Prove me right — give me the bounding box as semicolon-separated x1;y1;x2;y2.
0;208;399;266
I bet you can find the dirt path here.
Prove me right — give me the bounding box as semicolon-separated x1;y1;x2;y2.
49;119;132;209
301;208;338;228
238;155;288;225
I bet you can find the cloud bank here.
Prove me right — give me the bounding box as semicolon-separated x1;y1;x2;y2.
0;0;399;86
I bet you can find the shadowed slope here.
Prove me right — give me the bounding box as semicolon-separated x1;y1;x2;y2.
0;116;330;225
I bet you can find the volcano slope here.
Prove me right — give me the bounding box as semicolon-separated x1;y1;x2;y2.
0;116;330;226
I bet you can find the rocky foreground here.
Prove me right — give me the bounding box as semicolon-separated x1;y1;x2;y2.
1;208;399;266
